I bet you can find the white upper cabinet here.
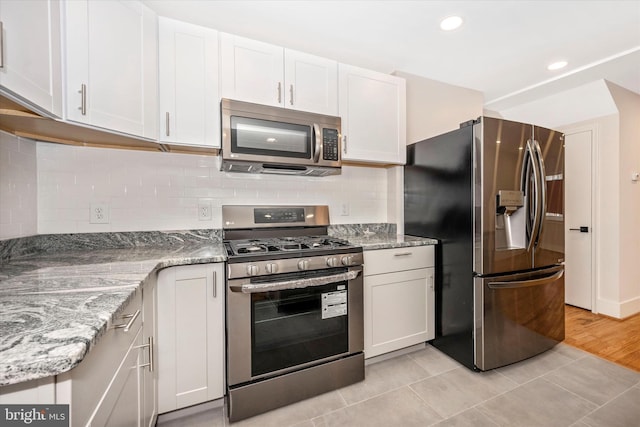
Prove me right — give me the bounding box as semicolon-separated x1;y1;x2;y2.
339;64;406;164
158;17;219;147
63;0;158;139
283;49;338;116
0;0;62;117
220;33;338;115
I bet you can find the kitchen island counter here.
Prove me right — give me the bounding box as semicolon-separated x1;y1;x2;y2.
0;231;225;387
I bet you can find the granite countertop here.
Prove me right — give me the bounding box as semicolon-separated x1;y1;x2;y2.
343;234;438;250
0;227;436;388
0;232;226;387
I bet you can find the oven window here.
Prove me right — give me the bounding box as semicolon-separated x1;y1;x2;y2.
251;281;349;377
231;116;311;159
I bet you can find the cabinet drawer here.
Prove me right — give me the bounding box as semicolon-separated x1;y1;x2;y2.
364;246;434;276
63;290;142;425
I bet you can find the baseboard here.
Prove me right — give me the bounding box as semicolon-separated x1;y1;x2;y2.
156;398;224;424
596;296;640;319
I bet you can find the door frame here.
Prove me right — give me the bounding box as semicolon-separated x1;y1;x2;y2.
561;122;599;313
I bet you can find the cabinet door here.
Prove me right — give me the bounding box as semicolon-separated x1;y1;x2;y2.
364;268;429;358
0;0;62;116
219;32;284;107
64;0;157;139
141;279;157;427
338;64;406;164
158;17;219;147
284;49;337;115
88;327;142;427
157;263;224;413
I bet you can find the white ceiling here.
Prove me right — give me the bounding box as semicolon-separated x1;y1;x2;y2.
144;0;640;110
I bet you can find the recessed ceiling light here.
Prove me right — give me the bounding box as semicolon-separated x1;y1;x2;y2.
440;16;463;31
547;61;568;71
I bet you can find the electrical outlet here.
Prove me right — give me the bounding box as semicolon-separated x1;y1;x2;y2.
90;203;109;224
340;203;350;216
198;203;212;221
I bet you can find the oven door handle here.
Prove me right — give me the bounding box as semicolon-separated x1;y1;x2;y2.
230;270;361;293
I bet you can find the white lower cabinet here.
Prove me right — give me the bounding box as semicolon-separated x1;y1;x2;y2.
157;263;225;413
54;285;149;426
1;278;160;427
363;246;435;358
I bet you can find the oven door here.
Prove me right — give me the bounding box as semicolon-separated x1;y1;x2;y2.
227;266;363;386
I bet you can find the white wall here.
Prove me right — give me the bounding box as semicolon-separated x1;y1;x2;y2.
607;82;640;315
0;132;37;240
394;71;483;144
36;141;389;234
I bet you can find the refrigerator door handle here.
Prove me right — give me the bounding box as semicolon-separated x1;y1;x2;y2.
524;139;541;253
487;269;563;289
532;139;547;246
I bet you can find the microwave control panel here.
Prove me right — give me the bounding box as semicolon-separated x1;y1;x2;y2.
322;129;340;161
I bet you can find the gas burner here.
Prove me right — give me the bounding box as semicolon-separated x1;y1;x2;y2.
235;244;269;254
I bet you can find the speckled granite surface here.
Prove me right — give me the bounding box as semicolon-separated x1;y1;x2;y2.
329;224;437;250
343;234;438;250
0;231;225;387
0;226;436;387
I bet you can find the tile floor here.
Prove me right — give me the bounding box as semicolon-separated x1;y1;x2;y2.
157;344;640;427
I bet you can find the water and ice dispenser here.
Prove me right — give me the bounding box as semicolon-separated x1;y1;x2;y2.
495;190;525;250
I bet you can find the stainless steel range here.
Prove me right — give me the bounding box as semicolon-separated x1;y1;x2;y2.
223;205;365;422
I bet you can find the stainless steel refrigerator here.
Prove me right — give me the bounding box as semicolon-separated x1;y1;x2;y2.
404;116;565;371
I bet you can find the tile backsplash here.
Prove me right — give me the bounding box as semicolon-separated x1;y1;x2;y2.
0;132;37;240
36;141;389;234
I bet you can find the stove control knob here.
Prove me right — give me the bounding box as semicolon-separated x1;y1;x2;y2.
265;263;278;274
246;264;259;276
297;260;309;271
326;257;339;267
341;256;354;266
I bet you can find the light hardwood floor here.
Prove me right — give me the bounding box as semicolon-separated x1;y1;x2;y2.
564;304;640;372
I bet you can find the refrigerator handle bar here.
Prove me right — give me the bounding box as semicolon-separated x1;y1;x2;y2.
533;139;547;247
525;139;541;254
487;269;563;289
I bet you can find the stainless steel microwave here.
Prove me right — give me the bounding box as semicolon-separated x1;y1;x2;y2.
220;98;342;176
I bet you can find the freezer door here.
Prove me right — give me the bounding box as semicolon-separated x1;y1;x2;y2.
473;265;565;371
475;117;534;275
533;126;565;269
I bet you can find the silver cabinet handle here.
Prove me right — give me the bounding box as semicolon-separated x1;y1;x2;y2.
394;252;413;257
428;273;434;290
342;135;347;154
113;309;140;332
136;336;154;372
165;112;170;136
277;82;282;103
0;22;4;69
213;270;217;298
78;84;87;115
289;84;294;105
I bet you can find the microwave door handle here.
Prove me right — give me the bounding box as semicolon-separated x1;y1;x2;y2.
313;123;321;163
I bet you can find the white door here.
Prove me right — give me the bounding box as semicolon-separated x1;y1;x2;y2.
284;49;338;115
0;0;62;116
564;129;593;309
219;32;284;107
158;17;219;147
64;0;157;139
338;64;406;164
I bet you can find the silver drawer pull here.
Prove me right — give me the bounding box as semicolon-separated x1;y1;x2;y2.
394;252;413;257
113;309;140;332
135;336;154;372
